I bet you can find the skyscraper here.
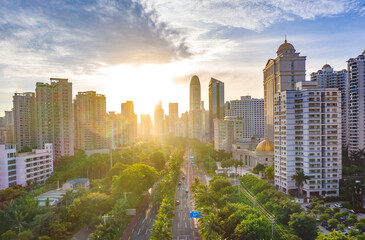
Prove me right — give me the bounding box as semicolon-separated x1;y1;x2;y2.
13;92;37;151
263;40;306;140
74;91;107;151
121;101;137;145
209;77;224;140
225;96;264;141
311;64;348;148
189;76;202;139
274;85;341;197
36;78;74;160
347;50;365;154
140;114;152;140
154;102;164;136
168;103;178;136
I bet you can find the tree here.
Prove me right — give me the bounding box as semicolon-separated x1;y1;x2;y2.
199;212;221;240
149;151;167;171
1;230;18;240
18;230;34;240
288;212;317;240
291;170;311;196
252;163;265;174
328;219;339;229
265;166;275;180
316;231;351;240
319;214;330;223
233;214;271;240
332;207;340;213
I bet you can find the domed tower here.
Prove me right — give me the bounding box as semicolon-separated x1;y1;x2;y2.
263;38;306;141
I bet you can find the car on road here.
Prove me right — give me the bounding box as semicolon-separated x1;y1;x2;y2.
176;200;180;205
178;181;182;185
334;203;343;208
341;230;349;235
185;188;189;193
182;175;185;179
350;209;358;214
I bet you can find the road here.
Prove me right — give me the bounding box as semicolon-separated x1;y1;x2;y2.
129;203;158;240
172;152;194;240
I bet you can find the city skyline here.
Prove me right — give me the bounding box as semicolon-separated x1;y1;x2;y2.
0;1;365;118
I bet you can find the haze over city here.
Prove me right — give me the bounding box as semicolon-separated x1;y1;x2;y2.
1;0;365;117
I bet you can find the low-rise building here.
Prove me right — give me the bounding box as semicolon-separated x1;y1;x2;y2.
16;143;53;186
62;178;90;191
0;144;17;190
232;137;274;168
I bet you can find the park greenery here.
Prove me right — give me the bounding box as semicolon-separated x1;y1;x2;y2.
150;149;184;239
0;138;184;240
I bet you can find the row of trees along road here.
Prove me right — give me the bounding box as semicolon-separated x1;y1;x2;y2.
150;149;184;240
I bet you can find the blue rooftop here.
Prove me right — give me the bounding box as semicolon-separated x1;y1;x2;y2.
66;178;89;184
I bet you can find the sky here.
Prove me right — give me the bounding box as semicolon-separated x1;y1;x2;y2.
0;0;364;119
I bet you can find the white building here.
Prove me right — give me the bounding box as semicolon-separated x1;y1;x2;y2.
225;96;264;141
347;51;365;154
311;65;348;148
214;116;243;152
62;178;90;191
274;84;342;197
16;143;53;186
0;144;17;190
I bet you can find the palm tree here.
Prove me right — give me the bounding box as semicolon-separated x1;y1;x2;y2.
291;170;311;197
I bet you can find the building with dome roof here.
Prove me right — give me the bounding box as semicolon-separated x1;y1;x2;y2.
347;51;365;154
311;65;348;148
263;39;306;141
232;137;274;168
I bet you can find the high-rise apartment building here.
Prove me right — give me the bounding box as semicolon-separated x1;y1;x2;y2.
121;101;137;145
263;40;306;140
347;51;365;154
13;92;37;151
225;96;264;141
36;78;74;160
169;103;178;136
140;114;152;140
176;111;189;138
274;85;341;197
74;91;107;151
209;77;224;140
154;102;164;136
0;111;15;144
189;76;202;140
213;116;243;153
311;65;348;149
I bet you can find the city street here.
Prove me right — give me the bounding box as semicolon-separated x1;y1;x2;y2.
172;152;194;240
128;200;158;240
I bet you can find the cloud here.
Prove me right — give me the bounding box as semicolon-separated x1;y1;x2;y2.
142;0;361;31
0;0;191;75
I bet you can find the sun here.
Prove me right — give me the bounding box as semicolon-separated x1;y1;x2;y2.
98;61;193;120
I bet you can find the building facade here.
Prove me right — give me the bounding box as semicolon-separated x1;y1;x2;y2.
347;51;365;154
169;103;178;136
263;40;306;140
274;87;342;197
225;96;264;141
13;92;37;151
189;76;202;139
36;78;74;160
0;144;16;189
154;102;164;136
214;116;243;153
121;101;137;145
209;77;225;140
16;143;53;186
311;65;348;148
74;91;108;151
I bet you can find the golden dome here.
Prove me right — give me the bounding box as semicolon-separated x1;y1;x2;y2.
277;40;295;52
256;137;274;152
322;64;331;69
362;50;365;55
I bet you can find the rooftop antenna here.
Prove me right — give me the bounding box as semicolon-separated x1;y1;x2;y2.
285;34;287;43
